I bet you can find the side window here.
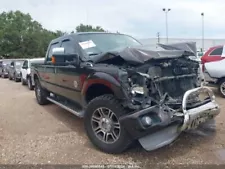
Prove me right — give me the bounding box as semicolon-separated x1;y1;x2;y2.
10;61;14;66
23;61;28;68
61;39;75;54
209;47;223;56
47;42;60;61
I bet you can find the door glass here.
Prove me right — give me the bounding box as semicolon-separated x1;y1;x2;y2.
209;47;223;56
23;61;28;68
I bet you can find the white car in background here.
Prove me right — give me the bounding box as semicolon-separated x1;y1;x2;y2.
204;59;225;97
20;58;45;90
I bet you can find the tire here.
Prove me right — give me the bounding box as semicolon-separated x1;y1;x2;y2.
14;74;18;82
84;94;132;154
218;78;225;98
27;76;34;90
21;78;26;85
34;78;49;105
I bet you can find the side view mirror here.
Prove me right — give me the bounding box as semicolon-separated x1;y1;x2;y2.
52;47;65;55
22;66;28;69
51;53;79;66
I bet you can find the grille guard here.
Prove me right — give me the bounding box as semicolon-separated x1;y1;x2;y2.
180;86;220;131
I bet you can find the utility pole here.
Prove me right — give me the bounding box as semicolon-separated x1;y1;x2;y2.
201;12;204;52
157;32;160;44
162;8;171;43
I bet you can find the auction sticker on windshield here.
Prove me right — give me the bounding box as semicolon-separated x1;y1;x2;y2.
79;40;96;49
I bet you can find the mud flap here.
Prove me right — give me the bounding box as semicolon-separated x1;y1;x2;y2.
138;124;181;151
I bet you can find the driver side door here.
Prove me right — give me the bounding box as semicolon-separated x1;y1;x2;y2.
55;38;83;105
21;60;28;81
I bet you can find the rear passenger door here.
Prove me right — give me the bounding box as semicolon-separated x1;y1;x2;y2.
55;38;83;104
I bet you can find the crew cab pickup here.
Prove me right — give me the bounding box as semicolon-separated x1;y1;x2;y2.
33;32;220;154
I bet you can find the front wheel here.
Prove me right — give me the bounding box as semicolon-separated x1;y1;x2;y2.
84;94;132;154
21;77;26;85
34;79;49;105
27;77;34;90
14;74;19;82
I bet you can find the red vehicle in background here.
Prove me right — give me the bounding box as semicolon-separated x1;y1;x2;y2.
201;45;225;65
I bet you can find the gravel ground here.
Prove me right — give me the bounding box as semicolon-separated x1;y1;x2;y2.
0;78;225;168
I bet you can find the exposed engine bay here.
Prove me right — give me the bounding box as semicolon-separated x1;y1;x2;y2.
122;57;201;110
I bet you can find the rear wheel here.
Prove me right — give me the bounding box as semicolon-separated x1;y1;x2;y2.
218;78;225;98
84;94;132;154
34;78;49;105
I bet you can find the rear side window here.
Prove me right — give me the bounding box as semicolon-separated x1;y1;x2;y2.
209;47;223;56
47;42;60;61
23;60;28;68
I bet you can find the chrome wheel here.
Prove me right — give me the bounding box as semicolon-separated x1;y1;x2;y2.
220;82;225;96
91;107;121;144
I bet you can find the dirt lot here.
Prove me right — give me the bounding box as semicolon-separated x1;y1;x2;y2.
0;78;225;167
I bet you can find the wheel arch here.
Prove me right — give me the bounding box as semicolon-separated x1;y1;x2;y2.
81;72;126;106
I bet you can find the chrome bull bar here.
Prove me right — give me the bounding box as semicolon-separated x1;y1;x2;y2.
180;86;220;131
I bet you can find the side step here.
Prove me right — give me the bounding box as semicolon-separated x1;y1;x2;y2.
47;97;84;118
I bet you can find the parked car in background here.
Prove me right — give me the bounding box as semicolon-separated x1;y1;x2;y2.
203;59;225;97
201;45;225;65
201;45;225;97
20;58;45;90
0;60;11;78
8;60;25;82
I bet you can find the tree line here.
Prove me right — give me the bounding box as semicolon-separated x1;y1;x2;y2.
0;10;105;59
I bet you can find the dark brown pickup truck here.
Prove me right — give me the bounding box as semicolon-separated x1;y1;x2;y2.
33;32;220;154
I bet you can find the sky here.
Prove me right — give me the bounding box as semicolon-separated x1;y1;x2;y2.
1;0;225;39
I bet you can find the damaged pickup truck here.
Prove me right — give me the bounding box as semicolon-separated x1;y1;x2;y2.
33;32;220;154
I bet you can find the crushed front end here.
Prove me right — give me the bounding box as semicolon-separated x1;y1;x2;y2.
118;57;220;151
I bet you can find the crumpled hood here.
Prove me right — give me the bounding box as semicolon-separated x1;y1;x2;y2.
92;42;197;65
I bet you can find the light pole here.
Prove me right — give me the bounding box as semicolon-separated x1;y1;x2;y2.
201;12;204;52
162;8;171;43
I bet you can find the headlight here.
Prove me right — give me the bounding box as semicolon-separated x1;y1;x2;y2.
131;86;145;95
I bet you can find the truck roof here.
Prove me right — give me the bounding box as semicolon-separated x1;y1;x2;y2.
50;32;127;44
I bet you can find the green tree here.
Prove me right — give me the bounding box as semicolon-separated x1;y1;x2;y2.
0;10;62;58
76;24;105;32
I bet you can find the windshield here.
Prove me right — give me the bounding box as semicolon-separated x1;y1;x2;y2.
77;33;142;56
15;61;24;69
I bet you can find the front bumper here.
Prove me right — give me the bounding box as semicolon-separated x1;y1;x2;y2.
120;86;220;151
2;71;8;77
